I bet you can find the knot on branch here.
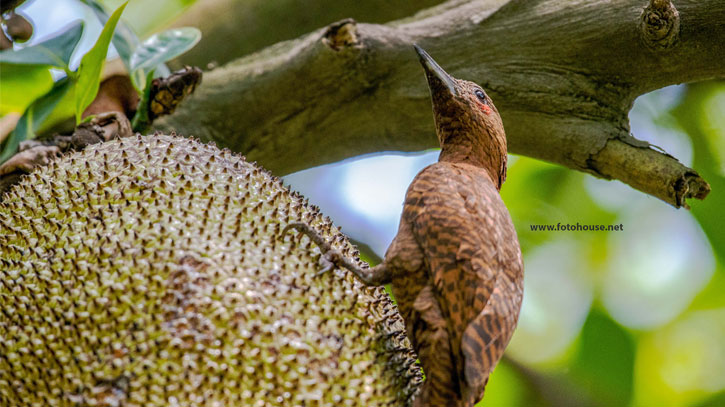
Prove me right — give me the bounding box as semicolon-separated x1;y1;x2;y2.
639;0;680;50
323;18;359;51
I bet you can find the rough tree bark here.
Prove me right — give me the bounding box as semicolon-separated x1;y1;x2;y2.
169;0;445;68
156;0;725;208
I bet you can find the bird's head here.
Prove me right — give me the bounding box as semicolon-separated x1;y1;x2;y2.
414;44;507;188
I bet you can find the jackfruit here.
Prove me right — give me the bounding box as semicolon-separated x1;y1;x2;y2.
0;133;422;407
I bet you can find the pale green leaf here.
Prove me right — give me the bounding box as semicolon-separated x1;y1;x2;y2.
130;27;201;73
0;22;83;68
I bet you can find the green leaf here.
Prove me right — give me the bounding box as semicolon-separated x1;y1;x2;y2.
0;21;83;68
130;69;156;133
74;1;128;124
0;78;72;165
130;27;200;77
80;114;97;124
81;0;140;72
0;64;54;115
102;0;199;40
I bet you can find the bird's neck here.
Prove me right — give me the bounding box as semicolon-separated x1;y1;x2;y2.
438;135;506;190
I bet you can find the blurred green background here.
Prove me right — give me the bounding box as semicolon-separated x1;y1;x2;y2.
480;82;725;407
4;1;724;406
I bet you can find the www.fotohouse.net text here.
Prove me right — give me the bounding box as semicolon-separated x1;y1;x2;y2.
529;223;624;232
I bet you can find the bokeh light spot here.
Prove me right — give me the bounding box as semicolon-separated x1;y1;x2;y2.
508;240;593;365
602;202;714;329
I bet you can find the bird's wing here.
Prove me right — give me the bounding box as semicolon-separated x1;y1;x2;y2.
404;163;518;397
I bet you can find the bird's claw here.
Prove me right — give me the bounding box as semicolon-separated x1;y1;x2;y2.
281;222;306;237
281;222;380;285
316;250;342;276
281;222;341;277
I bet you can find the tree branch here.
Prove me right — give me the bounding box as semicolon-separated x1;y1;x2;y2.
169;0;445;68
156;0;724;208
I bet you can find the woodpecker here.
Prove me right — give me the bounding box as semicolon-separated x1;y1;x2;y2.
284;45;523;407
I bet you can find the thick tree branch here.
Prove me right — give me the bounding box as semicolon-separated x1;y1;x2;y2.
170;0;445;68
156;0;724;208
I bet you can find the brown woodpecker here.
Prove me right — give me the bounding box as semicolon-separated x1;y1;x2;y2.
284;45;523;407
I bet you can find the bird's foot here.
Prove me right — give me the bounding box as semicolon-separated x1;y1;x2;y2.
282;222;340;276
281;222;388;285
316;249;343;276
282;222;334;250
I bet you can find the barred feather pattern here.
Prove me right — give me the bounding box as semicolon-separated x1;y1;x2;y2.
385;162;523;407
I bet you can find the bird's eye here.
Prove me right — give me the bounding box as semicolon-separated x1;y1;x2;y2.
474;89;487;103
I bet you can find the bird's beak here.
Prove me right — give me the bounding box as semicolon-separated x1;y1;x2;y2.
414;44;458;98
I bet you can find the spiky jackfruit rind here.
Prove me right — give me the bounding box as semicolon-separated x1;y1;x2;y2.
0;134;422;406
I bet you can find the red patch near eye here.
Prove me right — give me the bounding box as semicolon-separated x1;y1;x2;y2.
477;101;491;114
